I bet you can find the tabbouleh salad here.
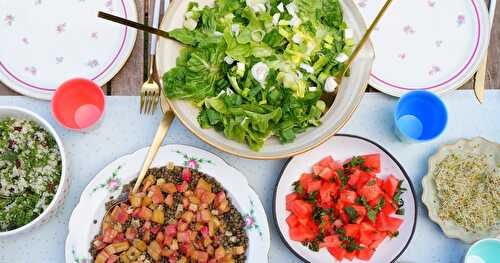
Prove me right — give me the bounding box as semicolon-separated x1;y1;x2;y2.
0;118;62;232
164;0;353;151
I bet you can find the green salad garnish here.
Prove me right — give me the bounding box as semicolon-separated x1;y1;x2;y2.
163;0;354;151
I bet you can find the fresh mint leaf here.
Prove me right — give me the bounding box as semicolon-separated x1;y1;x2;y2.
344;206;358;222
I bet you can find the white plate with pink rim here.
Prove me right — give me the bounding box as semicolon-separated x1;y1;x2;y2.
273;134;417;263
355;0;490;97
65;144;270;263
0;0;137;100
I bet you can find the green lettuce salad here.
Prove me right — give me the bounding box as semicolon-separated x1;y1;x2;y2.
163;0;354;151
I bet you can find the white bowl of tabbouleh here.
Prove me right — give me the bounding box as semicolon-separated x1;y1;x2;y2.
0;106;67;236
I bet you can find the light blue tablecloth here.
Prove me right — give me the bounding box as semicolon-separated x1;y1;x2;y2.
0;91;499;263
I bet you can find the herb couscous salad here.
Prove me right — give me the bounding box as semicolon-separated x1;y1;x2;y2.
0;118;62;232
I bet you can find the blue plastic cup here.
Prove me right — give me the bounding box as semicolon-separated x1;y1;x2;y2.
394;90;448;143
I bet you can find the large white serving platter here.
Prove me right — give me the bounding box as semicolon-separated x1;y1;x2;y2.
355;0;490;97
0;0;137;100
65;144;270;262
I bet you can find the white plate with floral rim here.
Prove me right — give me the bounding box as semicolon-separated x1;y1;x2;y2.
0;0;137;100
273;134;417;263
355;0;490;97
65;144;270;263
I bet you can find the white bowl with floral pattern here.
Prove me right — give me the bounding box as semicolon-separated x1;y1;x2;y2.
0;106;68;237
65;144;270;262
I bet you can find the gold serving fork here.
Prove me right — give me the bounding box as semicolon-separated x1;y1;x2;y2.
323;0;393;110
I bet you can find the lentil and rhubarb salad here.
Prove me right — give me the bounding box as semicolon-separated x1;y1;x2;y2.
91;165;248;263
0;117;62;232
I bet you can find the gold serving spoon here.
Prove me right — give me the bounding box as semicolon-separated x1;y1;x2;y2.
102;111;174;230
99;10;176;230
323;0;394;110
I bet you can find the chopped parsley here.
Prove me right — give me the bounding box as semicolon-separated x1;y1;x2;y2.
356;197;385;222
305;191;318;203
366;179;376;186
393;180;406;215
344;206;358;222
314;207;335;224
340;236;363;252
312;206;323;223
293;181;304;194
343;156;372;171
302;232;325;252
344;156;365;168
389;231;399;238
338;169;349;187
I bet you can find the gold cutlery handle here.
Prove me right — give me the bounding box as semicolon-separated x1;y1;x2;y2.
474;54;488;103
98;11;171;39
132;110;175;193
339;0;393;79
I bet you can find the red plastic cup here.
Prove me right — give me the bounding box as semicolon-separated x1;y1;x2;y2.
51;78;105;130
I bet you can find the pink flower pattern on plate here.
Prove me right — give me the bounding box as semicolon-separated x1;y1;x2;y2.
428;65;441;76
86;59;99;68
457;15;465;26
403;25;415;34
105;0;114;12
427;0;436;7
245;215;254;227
56;23;66;33
358;0;368;8
397;53;406;60
24;66;37;75
187;160;197;169
91;32;98;39
4;15;14;26
106;179;119;191
21;37;29;44
91;166;122;194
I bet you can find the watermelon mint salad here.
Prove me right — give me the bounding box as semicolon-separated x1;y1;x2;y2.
285;154;406;261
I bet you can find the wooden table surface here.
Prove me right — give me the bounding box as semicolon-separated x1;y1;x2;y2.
1;0;499;96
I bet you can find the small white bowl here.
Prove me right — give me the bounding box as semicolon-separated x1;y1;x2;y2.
0;106;68;237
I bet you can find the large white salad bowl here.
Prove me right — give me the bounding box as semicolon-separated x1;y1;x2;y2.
157;0;375;159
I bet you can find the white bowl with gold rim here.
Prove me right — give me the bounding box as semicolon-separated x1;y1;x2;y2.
156;0;375;160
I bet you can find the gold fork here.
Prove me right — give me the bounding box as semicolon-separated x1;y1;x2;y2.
140;56;161;114
140;0;163;114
